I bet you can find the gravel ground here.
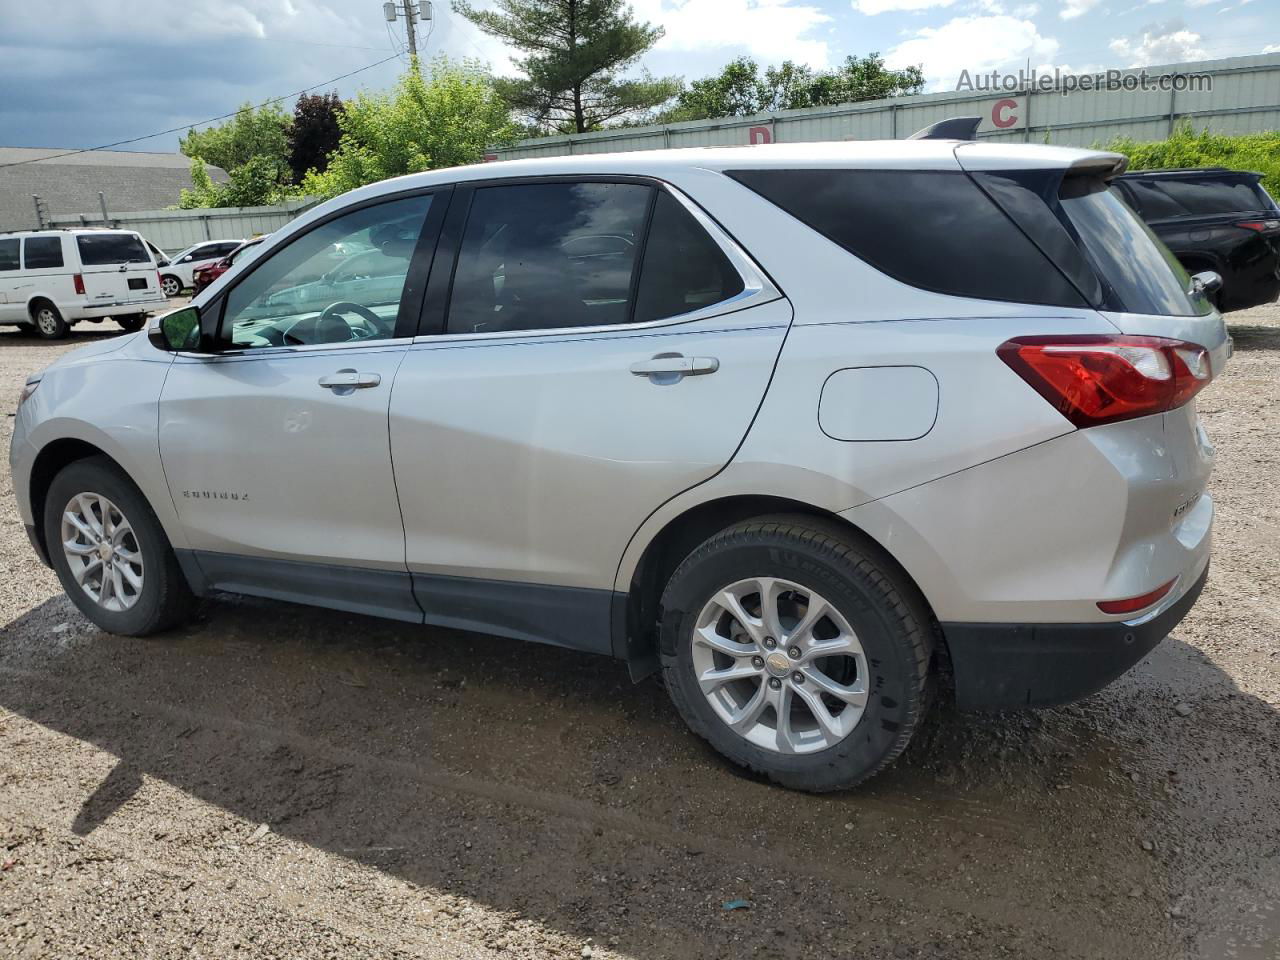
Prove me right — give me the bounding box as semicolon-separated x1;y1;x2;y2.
0;303;1276;959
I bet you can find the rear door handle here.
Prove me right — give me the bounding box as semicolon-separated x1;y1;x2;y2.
318;370;381;393
630;354;719;382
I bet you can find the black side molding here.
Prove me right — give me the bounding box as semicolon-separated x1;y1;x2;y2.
942;563;1209;710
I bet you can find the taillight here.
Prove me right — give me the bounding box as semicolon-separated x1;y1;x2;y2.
157;270;163;288
997;335;1212;428
1235;219;1280;232
73;273;86;295
1097;578;1176;615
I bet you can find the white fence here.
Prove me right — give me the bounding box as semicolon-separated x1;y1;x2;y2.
489;53;1280;161
48;197;320;253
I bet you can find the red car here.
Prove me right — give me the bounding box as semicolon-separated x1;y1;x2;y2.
191;235;267;294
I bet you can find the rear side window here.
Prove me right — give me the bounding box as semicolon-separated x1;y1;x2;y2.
1125;177;1273;218
76;233;150;266
1058;177;1204;317
0;239;17;271
728;169;1087;308
23;236;64;269
634;192;745;323
447;181;652;334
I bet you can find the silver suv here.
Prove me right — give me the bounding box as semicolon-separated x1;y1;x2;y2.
10;140;1226;791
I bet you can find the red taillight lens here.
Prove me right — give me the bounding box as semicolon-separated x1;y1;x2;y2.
1235;219;1280;232
997;335;1211;428
1097;578;1176;615
73;273;86;295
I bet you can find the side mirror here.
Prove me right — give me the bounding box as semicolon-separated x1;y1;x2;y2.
1190;270;1222;296
148;306;203;352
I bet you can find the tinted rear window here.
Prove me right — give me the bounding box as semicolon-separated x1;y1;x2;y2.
1122;177;1274;219
728;168;1087;308
23;236;63;269
0;239;17;271
76;233;151;266
634;192;745;322
1059;177;1203;317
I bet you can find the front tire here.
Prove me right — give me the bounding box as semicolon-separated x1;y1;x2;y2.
660;516;933;792
160;275;182;298
44;457;196;636
31;301;68;340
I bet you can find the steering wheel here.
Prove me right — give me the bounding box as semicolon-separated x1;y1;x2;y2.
320;300;383;338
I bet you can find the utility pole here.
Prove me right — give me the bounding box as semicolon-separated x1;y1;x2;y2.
384;2;431;66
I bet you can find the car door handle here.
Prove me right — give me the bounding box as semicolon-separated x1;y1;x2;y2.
630;354;719;380
318;371;381;390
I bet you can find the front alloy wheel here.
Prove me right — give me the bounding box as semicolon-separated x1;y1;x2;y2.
61;492;145;611
160;275;181;298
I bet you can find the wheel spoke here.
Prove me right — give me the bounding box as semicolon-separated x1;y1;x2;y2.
771;684;799;754
711;588;764;643
697;661;759;694
62;491;143;612
693;624;755;659
73;556;103;585
802;666;868;708
787;596;830;646
117;562;143;591
64;509;97;542
805;632;861;659
726;683;769;734
111;566;127;602
793;683;847;745
756;577;787;640
62;538;98;556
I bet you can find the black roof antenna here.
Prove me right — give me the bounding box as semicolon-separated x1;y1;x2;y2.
907;117;982;141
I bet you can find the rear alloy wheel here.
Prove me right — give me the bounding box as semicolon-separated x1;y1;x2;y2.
44;456;195;635
32;302;68;340
116;314;147;332
160;275;182;298
660;516;933;792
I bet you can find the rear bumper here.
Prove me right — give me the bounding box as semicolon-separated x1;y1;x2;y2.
943;561;1208;710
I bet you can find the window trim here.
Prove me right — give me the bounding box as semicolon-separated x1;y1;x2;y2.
198;184;452;356
21;235;67;271
418;174;779;344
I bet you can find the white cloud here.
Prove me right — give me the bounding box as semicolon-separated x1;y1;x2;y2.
885;14;1059;89
631;0;833;67
1265;43;1280;53
1109;19;1206;65
1059;0;1104;20
853;0;956;15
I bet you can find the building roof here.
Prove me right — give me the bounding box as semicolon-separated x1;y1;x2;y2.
0;148;229;231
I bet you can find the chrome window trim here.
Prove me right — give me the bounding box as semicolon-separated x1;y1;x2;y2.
420;182;781;344
174;336;413;363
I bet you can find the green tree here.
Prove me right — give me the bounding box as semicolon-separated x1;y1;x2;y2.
663;54;925;123
453;0;680;133
301;58;517;200
177;155;289;209
1104;122;1280;197
179;102;292;179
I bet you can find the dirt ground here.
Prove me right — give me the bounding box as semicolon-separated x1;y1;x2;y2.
0;304;1276;960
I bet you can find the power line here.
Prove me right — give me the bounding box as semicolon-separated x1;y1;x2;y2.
0;53;403;170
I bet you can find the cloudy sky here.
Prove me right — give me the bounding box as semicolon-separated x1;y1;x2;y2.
0;0;1275;153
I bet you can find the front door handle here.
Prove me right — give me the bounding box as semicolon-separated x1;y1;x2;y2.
318;370;381;394
630;353;719;383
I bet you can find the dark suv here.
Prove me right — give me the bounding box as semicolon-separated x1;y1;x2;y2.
1114;168;1280;312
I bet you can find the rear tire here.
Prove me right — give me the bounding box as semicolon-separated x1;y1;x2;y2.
44;456;196;636
116;314;147;332
31;301;68;340
659;515;933;792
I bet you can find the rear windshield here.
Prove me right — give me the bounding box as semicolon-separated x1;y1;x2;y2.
76;233;152;266
1122;176;1274;219
1058;177;1204;317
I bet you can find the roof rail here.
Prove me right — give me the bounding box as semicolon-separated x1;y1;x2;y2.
907;117;982;141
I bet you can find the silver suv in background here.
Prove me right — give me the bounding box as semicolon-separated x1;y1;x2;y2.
10;141;1226;791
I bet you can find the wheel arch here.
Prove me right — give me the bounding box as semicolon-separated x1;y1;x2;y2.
617;493;943;681
29;439;127;560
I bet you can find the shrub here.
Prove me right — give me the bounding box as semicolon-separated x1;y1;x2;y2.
1104;122;1280;197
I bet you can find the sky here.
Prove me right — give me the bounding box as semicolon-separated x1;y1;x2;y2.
0;0;1276;153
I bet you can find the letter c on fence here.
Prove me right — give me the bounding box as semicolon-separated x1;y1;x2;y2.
992;99;1018;129
748;126;773;144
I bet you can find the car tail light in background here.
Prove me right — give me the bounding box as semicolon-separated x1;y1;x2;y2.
998;335;1212;428
1235;219;1280;233
157;270;163;288
1097;578;1177;615
72;273;86;295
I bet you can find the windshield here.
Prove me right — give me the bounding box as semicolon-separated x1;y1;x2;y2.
76;233;151;266
1059;177;1206;317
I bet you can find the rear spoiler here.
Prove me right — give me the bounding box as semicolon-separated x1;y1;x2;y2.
908;117;981;141
1066;153;1129;180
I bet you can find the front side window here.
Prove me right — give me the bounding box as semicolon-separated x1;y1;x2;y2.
23;236;64;270
222;194;432;348
447;181;651;334
0;239;18;271
76;233;150;266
